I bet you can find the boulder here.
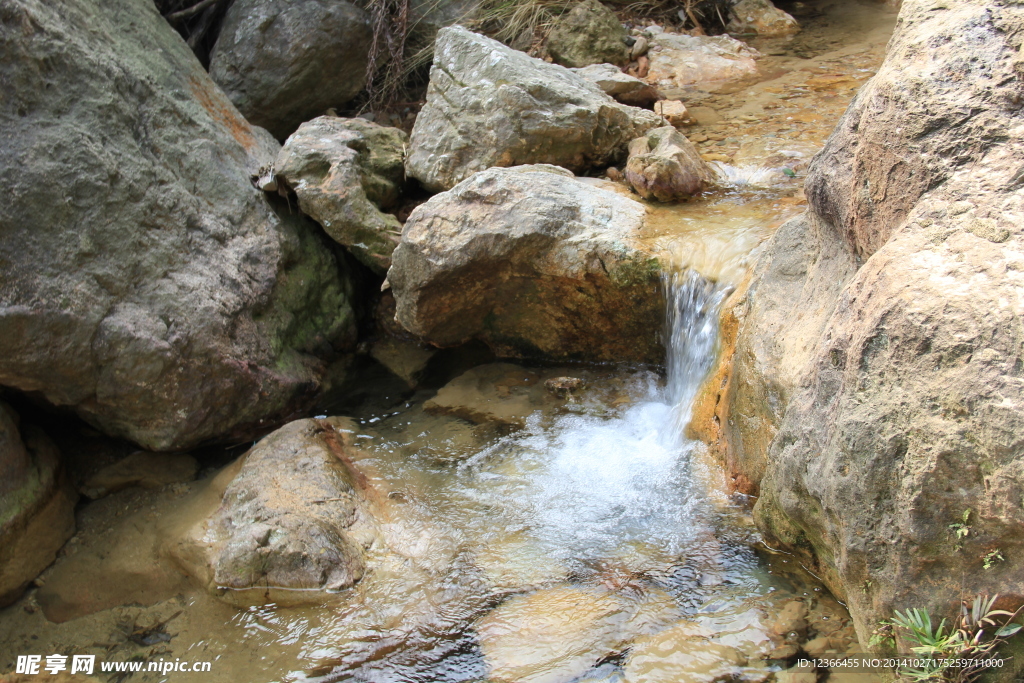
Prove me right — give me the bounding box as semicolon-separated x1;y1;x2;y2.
0;0;357;451
625;126;716;201
0;403;76;608
645;30;759;89
622;622;749;683
209;0;373;140
406;26;663;191
572;63;660;107
653;100;693;127
388;165;665;363
705;0;1024;644
726;0;800;37
272;117;408;273
168;418;382;605
546;0;630;68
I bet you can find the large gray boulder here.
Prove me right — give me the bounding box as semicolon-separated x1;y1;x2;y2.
169;418;382;606
406;26;664;192
0;0;357;451
388;165;665;364
272;117;408;273
704;0;1024;645
209;0;373;140
0;403;76;608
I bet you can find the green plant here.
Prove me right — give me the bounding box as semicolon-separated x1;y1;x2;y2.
887;594;1022;683
983;549;1005;570
949;509;972;551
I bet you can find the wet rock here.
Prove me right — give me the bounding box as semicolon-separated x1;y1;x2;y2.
81;452;198;499
477;584;677;683
209;0;373;140
472;530;569;593
572;64;660;107
546;0;630;68
625;127;717;202
388;165;665;363
714;0;1024;644
645;30;759;89
545;377;586;399
0;404;76;608
622;620;749;683
726;0;800;37
770;600;809;638
801;636;833;658
369;337;437;388
776;662;817;683
169;418;382;605
425;363;546;427
272;117;407;272
0;674;95;683
653;100;693;127
406;27;663;191
0;0;357;451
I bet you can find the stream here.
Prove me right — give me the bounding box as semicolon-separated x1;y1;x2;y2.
0;1;897;680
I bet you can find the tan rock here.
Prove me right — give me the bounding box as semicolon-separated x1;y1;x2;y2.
645;31;759;89
625;127;717;202
622;620;747;683
425;363;545;427
726;0;800;37
653;100;693;127
81;451;198;499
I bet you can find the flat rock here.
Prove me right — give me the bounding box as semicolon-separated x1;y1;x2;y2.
81;452;198;499
209;0;373;140
645;31;759;89
572;64;660;107
273;117;408;272
0;0;357;451
625;126;716;201
406;27;663;191
424;363;548;427
388;165;665;363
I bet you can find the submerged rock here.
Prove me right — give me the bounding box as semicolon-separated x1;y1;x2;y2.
572;63;660;107
169;418;382;605
209;0;373;140
406;27;663;191
388;165;665;363
0;404;76;608
476;584;678;683
645;31;759;89
425;363;546;427
726;0;800;37
272;117;408;272
625;126;716;201
708;0;1024;644
546;0;631;68
0;0;357;451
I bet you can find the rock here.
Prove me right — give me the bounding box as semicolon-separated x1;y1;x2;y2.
406;27;663;191
709;0;1024;645
425;363;547;427
209;0;373;140
168;418;382;605
625;127;716;202
81;452;198;500
770;600;809;638
0;674;95;683
545;377;586;398
369;337;437;388
572;63;660;107
653;100;693;127
630;35;649;60
0;0;357;451
476;584;676;683
727;0;800;37
0;404;76;608
388;165;665;364
775;662;817;683
272;117;408;272
622;620;749;683
801;636;832;658
645;31;759;89
546;0;630;68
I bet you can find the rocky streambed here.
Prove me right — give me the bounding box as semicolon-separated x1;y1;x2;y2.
7;0;1024;681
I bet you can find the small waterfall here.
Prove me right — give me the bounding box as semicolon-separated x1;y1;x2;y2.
663;269;732;441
